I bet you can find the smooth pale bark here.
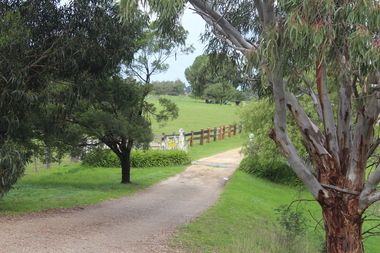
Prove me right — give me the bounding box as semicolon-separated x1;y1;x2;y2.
270;69;327;201
316;61;340;166
337;75;352;173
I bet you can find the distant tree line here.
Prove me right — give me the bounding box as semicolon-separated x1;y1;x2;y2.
151;79;188;96
185;54;249;104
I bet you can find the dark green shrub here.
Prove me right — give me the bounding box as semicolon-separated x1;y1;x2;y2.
83;148;191;168
131;149;191;167
237;155;262;175
82;148;120;167
238;156;303;187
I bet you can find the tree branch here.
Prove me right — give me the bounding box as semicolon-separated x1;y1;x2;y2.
188;0;253;51
337;73;353;172
367;138;380;160
321;183;360;195
316;60;340;165
359;162;380;211
270;67;327;201
348;92;380;184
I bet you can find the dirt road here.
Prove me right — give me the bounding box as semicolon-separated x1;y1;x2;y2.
0;148;243;253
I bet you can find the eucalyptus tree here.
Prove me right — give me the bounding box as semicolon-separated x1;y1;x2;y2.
121;0;380;252
0;0;142;195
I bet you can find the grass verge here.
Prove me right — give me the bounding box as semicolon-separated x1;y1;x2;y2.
170;171;322;252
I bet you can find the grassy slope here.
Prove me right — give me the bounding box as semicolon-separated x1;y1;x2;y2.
148;95;241;135
172;172;322;253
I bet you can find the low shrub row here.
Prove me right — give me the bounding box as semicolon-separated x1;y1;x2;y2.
83;148;192;168
238;156;303;187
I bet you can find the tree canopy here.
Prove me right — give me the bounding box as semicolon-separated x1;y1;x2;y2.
0;0;143;195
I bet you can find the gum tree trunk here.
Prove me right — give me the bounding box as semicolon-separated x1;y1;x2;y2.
321;196;364;253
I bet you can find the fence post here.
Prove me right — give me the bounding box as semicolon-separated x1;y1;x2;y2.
222;126;225;140
206;128;211;143
218;126;221;141
190;131;194;147
228;124;232;138
200;129;204;145
214;127;217;142
238;121;243;134
233;124;237;135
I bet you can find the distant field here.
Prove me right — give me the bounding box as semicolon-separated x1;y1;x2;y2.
147;95;241;135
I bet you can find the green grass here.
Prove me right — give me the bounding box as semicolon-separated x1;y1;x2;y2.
170;170;380;253
171;171;322;253
0;163;187;214
148;95;241;135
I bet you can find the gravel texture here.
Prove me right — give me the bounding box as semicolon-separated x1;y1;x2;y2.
0;148;243;253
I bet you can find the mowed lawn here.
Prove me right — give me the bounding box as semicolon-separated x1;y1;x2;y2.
148;95;241;135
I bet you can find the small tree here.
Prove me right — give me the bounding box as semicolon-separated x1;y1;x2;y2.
69;77;178;183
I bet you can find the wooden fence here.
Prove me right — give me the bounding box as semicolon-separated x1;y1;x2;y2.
153;122;242;148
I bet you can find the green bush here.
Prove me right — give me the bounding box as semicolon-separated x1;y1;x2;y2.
238;156;302;187
82;148;119;167
83;148;191;168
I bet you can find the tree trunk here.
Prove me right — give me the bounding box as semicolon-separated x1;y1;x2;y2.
120;151;131;184
120;139;133;184
322;194;364;253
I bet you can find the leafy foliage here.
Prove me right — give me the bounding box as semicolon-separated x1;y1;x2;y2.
83;148;191;168
124;23;193;86
238;156;302;187
0;0;143;194
185;54;244;99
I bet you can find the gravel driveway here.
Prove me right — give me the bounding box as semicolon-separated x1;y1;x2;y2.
0;148;243;253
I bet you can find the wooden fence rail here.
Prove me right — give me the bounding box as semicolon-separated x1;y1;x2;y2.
153;122;242;148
